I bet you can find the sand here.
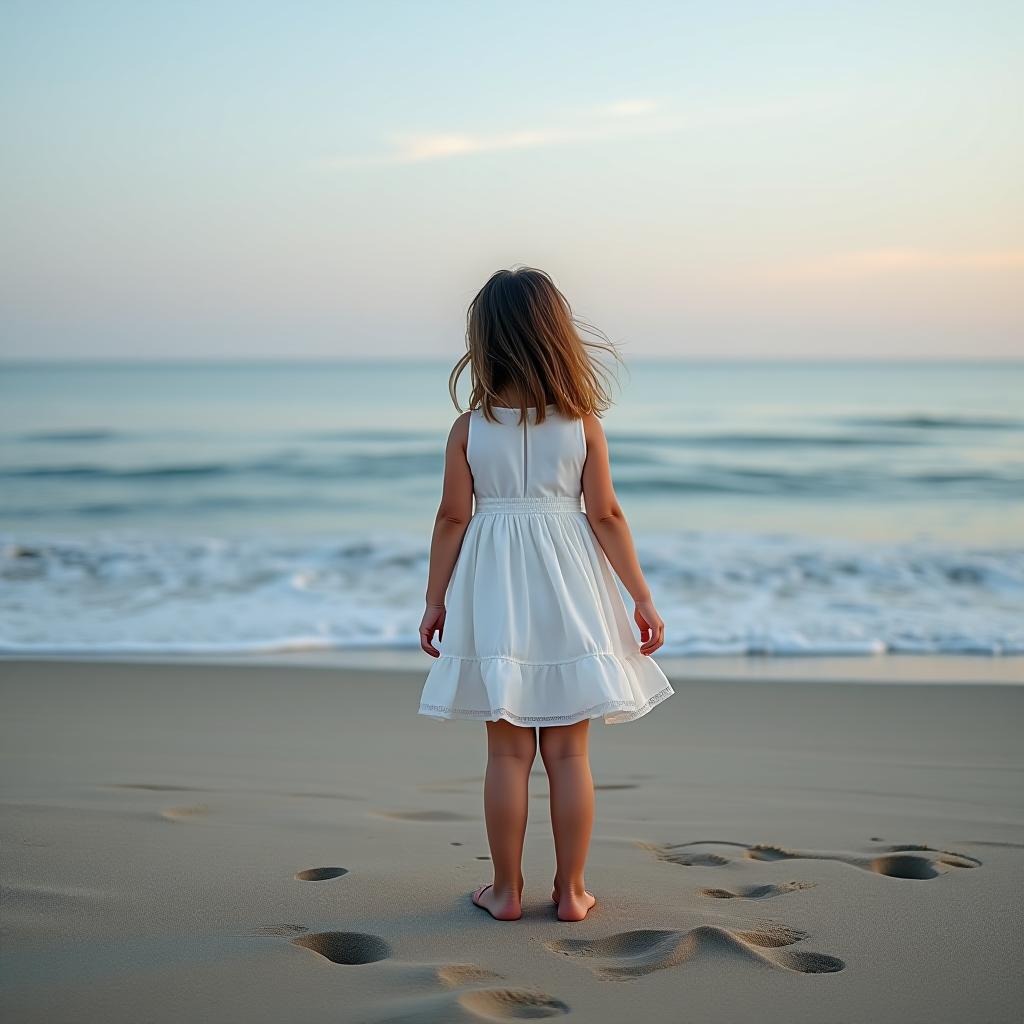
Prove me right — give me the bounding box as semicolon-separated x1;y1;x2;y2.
1;658;1022;1023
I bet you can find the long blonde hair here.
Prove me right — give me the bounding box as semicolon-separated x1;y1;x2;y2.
449;266;624;424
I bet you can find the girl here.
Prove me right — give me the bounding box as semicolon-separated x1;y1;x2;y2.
417;267;674;923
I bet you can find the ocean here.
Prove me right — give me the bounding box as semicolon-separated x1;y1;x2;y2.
2;359;1022;657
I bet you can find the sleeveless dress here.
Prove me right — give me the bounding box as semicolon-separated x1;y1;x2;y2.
417;403;674;726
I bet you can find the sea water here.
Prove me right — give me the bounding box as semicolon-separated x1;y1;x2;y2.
1;359;1022;656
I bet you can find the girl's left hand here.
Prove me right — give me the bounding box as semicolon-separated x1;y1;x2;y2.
419;603;446;657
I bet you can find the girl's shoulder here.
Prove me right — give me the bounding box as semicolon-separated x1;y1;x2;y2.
444;410;472;449
580;411;606;440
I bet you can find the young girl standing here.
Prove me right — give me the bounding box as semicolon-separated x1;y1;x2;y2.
418;267;674;923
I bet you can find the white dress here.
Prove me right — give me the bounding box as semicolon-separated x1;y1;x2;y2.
418;403;674;726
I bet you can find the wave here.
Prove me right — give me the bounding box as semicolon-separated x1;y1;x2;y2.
841;414;1024;431
11;422;1015;448
3;531;1022;658
607;431;926;448
12;427;429;445
4;455;1022;500
0;451;444;482
18;429;128;443
5;462;237;479
614;467;1024;498
1;496;344;520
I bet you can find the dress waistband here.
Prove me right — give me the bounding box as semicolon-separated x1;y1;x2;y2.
475;495;584;514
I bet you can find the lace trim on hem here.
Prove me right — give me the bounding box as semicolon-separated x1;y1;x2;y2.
418;684;674;726
429;650;650;669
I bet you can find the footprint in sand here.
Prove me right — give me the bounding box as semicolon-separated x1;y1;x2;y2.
264;930;500;990
271;930;563;1022
294;867;349;881
643;839;981;879
456;989;570;1019
699;880;817;900
874;836;1024;850
159;803;210;821
372;810;474;822
547;923;844;979
370;988;570;1022
291;930;391;965
290;938;567;1023
652;849;731;867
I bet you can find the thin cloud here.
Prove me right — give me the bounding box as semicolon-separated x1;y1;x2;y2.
316;94;829;169
318;100;652;168
390;129;553;163
604;99;658;117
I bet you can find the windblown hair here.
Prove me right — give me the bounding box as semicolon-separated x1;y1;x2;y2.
449;266;624;424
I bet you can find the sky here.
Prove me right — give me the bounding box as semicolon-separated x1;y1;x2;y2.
1;0;1021;360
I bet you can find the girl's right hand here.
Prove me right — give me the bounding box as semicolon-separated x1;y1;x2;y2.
634;599;665;656
419;603;446;658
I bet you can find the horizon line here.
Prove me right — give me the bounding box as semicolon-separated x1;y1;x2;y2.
2;355;1023;367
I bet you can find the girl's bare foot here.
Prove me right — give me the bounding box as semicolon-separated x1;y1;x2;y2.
471;880;524;921
551;881;597;922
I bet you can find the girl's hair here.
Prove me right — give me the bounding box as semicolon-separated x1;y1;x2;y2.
449;266;624;424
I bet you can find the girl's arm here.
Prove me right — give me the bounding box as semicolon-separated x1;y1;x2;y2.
581;413;665;656
420;412;474;657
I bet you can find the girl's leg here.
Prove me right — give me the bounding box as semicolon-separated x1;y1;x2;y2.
539;719;597;922
474;719;537;921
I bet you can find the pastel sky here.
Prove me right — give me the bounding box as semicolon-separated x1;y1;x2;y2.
1;0;1021;360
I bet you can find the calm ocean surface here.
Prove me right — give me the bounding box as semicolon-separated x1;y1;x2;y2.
2;360;1022;657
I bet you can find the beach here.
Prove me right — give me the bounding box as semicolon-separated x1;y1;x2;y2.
5;0;1022;1018
2;656;1022;1023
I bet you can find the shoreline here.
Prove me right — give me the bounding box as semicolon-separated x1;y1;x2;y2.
3;651;1023;685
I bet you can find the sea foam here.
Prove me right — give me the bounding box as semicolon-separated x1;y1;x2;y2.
2;531;1021;657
